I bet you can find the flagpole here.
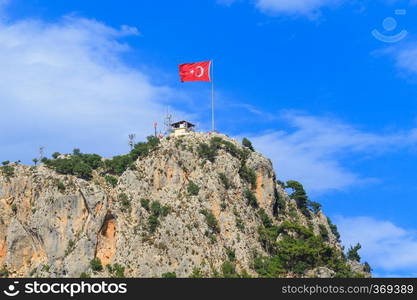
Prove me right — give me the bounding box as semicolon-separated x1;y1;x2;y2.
211;60;215;132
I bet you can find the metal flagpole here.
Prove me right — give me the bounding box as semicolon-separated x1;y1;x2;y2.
211;60;215;132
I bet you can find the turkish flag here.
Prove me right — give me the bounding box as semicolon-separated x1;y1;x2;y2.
179;61;211;82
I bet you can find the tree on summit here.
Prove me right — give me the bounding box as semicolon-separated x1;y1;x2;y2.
242;138;254;151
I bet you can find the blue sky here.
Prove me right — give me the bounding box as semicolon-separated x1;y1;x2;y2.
1;0;417;277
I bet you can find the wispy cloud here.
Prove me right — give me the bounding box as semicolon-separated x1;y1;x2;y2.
336;216;417;276
219;0;408;18
0;12;189;162
245;111;416;193
219;0;345;18
374;39;417;83
256;0;341;17
393;42;417;76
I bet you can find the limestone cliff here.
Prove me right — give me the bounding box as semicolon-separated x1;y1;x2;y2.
0;132;370;278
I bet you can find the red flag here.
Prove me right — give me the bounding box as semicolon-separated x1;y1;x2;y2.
179;61;211;82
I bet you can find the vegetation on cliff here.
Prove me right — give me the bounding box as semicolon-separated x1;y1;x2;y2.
0;133;370;278
41;136;160;179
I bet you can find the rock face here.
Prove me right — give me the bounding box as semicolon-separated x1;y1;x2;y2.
0;132;370;278
305;267;336;278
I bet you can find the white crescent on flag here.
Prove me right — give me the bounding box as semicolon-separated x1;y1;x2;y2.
195;66;204;77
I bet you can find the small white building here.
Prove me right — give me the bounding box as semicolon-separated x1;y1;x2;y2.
170;120;195;137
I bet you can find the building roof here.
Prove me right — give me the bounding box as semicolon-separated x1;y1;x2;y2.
170;120;195;127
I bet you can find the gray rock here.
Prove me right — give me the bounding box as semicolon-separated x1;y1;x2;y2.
0;132;353;278
305;267;336;278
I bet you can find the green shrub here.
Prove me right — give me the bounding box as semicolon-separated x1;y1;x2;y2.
221;262;238;278
41;264;50;272
221;261;250;278
219;262;250;278
118;193;130;211
258;226;279;255
363;262;372;273
148;215;160;233
189;268;204;278
150;201;170;217
146;201;170;233
319;224;329;241
104;175;118;187
130;136;159;158
1;165;15;178
242;138;255;151
309;201;322;214
220;201;227;211
2;160;10;166
274;189;286;213
0;267;9;278
218;173;232;189
162;272;177;278
197;137;248;164
200;209;219;233
253;255;284;278
73;162;93;179
211;137;244;159
225;247;236;262
75;152;103;169
277;221;314;239
187;180;200;196
79;272;90;278
107;264;125;278
55;180;65;192
103;136;159;175
160;205;171;217
140;198;150;211
11;204;17;214
104;154;132;176
65;240;75;256
347;243;361;262
150;201;162;216
258;208;272;228
90;258;103;272
52;152;61;159
327;217;341;242
197;143;217;163
293;261;309;274
236;217;245;231
277;180;286;188
244;189;258;208
239;165;257;188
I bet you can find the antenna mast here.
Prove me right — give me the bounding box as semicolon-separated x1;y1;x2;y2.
164;107;173;136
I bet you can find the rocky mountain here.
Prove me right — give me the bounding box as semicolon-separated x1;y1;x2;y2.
0;132;370;278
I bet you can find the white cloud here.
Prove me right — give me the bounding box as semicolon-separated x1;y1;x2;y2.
393;43;417;75
375;41;417;83
336;216;417;275
246;111;416;193
219;0;344;17
256;0;338;17
220;0;406;18
0;13;189;161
